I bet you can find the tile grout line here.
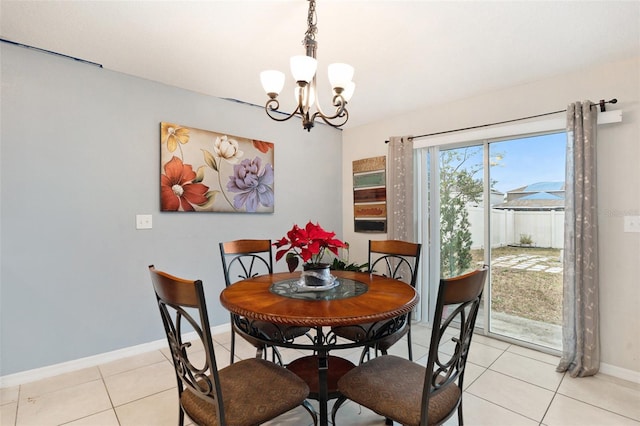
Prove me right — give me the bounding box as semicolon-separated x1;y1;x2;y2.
564;393;640;423
464;391;543;425
466;343;556;425
554;381;640;424
537;370;567;426
468;367;565;425
13;384;22;426
97;363;121;426
458;342;509;411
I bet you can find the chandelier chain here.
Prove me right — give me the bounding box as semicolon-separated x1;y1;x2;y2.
304;0;317;44
261;0;352;131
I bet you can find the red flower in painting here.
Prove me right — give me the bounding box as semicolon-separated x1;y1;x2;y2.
274;222;347;272
161;156;209;211
252;139;274;153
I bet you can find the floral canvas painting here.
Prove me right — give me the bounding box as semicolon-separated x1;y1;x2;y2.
160;122;275;213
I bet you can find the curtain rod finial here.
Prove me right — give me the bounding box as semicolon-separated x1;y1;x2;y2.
599;99;606;112
597;98;618;112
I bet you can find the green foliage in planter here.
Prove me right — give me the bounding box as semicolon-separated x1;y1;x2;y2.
330;258;369;272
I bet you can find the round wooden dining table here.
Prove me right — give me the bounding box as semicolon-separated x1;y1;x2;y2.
219;270;419;426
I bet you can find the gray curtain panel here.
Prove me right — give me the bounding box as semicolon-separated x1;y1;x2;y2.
557;101;600;377
387;136;414;241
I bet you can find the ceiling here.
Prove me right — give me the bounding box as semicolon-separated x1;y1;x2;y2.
2;1;639;129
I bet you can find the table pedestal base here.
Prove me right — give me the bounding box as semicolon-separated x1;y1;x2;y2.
287;355;355;400
288;354;356;425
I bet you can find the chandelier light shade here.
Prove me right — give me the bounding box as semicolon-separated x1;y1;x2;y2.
327;63;354;92
260;70;285;98
290;55;318;83
261;0;355;131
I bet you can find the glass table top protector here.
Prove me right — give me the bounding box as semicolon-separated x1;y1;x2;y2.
270;276;368;301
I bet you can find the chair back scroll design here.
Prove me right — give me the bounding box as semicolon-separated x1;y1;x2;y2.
368;239;422;287
149;265;224;425
332;266;488;426
219;239;276;364
150;265;316;426
219;239;273;287
422;266;488;425
331;240;422;364
219;239;312;366
367;239;422;361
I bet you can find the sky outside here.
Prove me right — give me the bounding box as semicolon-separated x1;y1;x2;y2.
490;132;566;194
448;132;567;194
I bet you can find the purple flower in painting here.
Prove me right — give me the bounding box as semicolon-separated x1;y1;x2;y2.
226;157;274;212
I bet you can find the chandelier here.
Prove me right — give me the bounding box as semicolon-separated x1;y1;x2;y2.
260;0;355;132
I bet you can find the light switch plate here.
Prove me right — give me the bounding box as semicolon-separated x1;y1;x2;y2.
624;215;640;233
136;214;152;230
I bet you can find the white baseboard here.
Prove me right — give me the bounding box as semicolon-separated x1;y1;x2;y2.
600;362;640;384
0;323;230;388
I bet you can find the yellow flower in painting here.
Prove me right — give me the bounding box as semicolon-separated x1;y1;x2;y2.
214;135;244;164
161;122;190;152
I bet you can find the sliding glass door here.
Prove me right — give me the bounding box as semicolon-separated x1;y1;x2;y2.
420;132;565;350
421;144;486;329
486;133;564;349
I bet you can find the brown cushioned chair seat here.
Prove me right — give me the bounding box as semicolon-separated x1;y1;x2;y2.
337;355;461;426
181;358;310;426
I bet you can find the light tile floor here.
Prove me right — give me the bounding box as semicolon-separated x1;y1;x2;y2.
2;324;639;425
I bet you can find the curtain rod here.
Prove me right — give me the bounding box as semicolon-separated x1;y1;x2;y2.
385;98;617;143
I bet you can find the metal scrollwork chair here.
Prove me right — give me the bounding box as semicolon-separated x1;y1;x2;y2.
219;239;310;365
148;265;316;426
332;266;488;426
332;239;422;362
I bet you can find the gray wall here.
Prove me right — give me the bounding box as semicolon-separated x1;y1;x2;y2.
0;43;343;375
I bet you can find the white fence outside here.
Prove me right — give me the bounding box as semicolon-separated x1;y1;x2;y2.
468;206;564;249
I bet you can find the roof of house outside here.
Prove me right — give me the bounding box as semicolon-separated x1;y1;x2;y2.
509;181;565;193
495;182;565;210
520;192;563;200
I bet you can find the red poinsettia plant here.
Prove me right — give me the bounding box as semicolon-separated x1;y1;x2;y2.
274;221;347;272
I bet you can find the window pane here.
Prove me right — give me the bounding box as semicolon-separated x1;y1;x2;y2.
439;145;484;279
488;132;565;350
